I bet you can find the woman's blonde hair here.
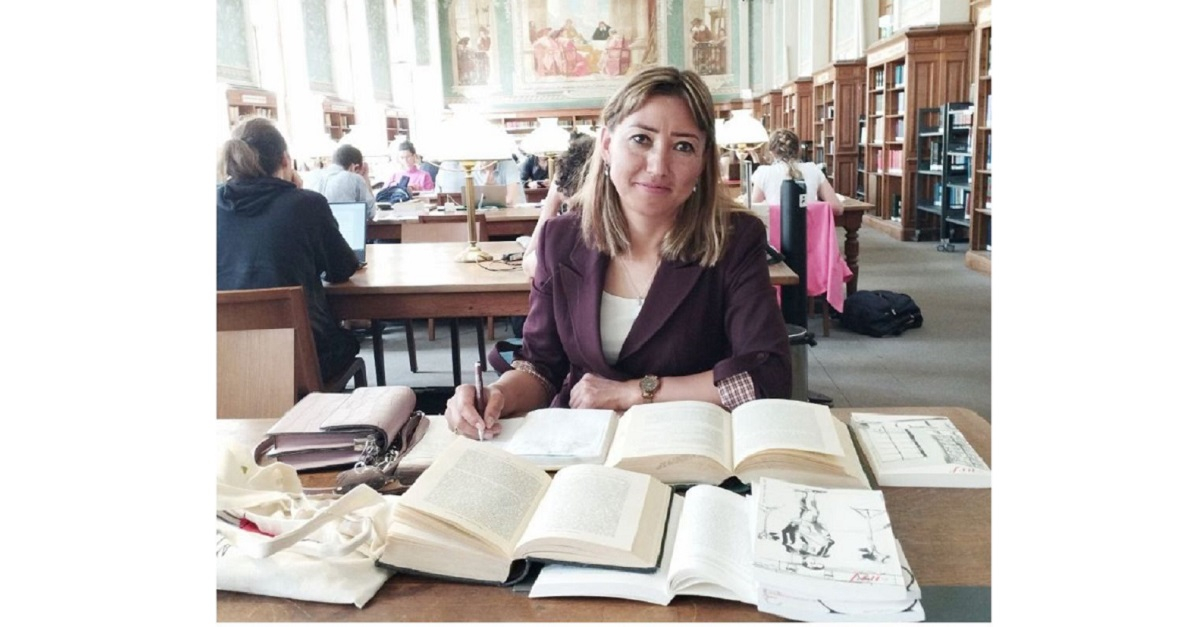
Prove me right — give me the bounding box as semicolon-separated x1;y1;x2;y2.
576;66;739;267
767;128;802;180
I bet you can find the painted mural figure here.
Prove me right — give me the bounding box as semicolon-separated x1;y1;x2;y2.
592;21;611;41
602;28;630;76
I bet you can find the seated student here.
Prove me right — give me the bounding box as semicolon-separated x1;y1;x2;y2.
750;129;843;215
445;66;792;438
521;132;594;278
385;141;435;192
520;153;550;189
434;157;526;207
216;117;361;382
306;144;379;217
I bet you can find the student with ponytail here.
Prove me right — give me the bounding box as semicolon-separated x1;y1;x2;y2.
216;116;362;381
750;128;843;215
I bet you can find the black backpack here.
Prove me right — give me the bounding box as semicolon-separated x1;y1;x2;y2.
840;290;923;337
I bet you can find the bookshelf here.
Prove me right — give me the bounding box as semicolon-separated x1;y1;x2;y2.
861;24;974;241
914;103;973;251
385;107;410;143
967;1;992;275
226;88;277;127
812;60;866;197
759;89;783;133
484;109;601;136
781;78;814;160
323;98;355;141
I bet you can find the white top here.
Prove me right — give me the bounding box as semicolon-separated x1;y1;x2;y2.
599;291;641;365
750;160;827;206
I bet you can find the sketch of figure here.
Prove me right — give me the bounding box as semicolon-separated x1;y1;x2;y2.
779;489;834;569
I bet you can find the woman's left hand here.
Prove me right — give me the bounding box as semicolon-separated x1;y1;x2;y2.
569;372;640;411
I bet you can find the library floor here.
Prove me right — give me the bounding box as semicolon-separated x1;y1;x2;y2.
354;226;992;422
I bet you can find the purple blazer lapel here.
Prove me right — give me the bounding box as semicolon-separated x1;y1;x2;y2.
561;242;619;375
619;258;703;361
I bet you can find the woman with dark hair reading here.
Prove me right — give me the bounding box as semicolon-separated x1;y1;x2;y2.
520;132;595;278
216;116;361;381
446;67;791;438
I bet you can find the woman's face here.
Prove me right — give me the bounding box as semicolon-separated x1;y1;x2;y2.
601;94;706;221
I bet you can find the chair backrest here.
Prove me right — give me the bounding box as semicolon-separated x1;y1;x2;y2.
217;328;295;419
216;286;325;411
407;213;488;243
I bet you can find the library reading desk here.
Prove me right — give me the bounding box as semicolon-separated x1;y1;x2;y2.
365;201;868;294
216;406;991;622
325;242;800;386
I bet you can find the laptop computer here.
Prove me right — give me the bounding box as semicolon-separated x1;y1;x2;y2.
328;201;368;265
472;184;509;208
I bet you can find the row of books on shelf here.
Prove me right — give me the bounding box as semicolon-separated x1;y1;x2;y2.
948;107;974;129
872;64;905;89
875;149;904;173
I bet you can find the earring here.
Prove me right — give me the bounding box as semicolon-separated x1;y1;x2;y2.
604;163;610;178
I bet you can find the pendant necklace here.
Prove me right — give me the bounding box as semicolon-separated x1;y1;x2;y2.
618;255;661;309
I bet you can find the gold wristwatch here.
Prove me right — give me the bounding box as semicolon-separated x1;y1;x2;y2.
639;375;660;402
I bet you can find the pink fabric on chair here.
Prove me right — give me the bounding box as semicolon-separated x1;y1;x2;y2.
805;201;854;312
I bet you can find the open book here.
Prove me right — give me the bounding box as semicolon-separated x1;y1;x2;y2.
531;480;923;621
377;437;673;585
393;408;618;480
261;386;419;470
849;412;991;488
603;399;869;488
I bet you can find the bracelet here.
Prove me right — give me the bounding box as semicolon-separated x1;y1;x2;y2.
512;360;556;400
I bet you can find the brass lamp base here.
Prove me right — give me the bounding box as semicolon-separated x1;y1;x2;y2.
455;244;494;263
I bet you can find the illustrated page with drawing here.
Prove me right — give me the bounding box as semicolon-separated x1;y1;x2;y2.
849;413;990;488
604;400;733;484
515;464;671;570
751;477;907;602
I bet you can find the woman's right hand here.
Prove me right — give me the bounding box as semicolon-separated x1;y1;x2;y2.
444;384;505;439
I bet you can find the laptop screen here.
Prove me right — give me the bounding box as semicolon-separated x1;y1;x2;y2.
328;202;368;263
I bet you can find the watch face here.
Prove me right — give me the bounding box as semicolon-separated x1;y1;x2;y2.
640;376;659;394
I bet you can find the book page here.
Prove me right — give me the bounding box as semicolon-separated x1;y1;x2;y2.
529;497;684;606
668;485;756;603
518;464;650;553
751;477;906;602
498;408;618;466
607;401;732;468
401;438;551;555
851;413;990;475
730;399;843;466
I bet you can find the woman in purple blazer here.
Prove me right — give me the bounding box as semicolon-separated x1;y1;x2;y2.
447;67;791;438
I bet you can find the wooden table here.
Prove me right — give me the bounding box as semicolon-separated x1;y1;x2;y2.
216;406;990;622
368;203;863;296
328;242;800;386
367;206;544;242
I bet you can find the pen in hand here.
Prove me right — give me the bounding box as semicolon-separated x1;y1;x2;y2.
474;360;485;441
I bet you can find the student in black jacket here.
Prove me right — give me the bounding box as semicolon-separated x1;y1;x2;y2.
216;116;361;381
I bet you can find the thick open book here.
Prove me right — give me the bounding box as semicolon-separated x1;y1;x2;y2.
850;412;991;488
603;399;869;488
531;479;923;621
393;408;618;480
377;437;673;585
261;386;419;470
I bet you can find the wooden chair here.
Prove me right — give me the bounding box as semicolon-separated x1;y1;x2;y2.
368;214;489;386
217;286;366;418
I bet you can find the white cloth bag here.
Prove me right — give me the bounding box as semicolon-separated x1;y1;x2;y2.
216;441;395;608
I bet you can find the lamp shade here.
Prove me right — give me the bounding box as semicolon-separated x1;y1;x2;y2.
717;109;768;148
521;118;572;156
339;124;388;158
422;109;517;162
